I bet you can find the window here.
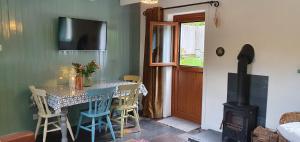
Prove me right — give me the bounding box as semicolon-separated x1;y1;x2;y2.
149;22;179;66
179;22;205;67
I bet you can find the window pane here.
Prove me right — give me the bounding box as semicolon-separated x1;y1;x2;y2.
152;25;175;64
179;22;205;67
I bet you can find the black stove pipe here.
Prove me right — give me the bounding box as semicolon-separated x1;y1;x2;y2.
237;44;255;106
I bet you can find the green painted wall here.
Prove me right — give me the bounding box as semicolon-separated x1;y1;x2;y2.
0;0;140;135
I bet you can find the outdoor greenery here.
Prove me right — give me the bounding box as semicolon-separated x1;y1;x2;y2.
179;22;205;67
180;55;204;67
183;22;205;27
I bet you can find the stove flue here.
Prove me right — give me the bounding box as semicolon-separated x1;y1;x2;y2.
237;44;255;106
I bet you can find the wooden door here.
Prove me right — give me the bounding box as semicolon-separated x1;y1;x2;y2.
172;13;205;124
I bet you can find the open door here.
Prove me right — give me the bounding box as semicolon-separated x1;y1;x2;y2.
149;19;203;124
172;13;205;124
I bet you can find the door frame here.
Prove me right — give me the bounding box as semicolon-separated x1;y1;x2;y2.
171;12;206;123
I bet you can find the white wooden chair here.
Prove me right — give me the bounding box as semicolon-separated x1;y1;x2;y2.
123;75;143;124
29;86;75;142
123;75;141;83
123;75;143;113
111;84;141;137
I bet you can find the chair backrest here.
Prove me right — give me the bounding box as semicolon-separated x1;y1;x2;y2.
116;84;139;107
87;87;115;114
123;75;141;83
29;86;51;115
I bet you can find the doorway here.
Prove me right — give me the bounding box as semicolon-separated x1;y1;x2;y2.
171;13;205;124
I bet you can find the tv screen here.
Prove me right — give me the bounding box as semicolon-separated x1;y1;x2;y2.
58;17;107;50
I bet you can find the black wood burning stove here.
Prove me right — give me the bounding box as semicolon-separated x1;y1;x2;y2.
223;103;257;142
222;44;258;142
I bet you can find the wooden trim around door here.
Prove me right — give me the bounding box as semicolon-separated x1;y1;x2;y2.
174;13;205;23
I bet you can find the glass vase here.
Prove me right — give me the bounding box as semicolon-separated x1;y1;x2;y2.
75;75;83;90
83;76;93;87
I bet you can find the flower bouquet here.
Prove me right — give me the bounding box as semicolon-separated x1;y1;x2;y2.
72;60;100;89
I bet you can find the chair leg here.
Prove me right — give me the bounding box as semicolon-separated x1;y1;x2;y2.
98;117;102;133
66;118;75;141
108;108;114;132
106;115;116;140
120;110;125;137
104;121;108;133
110;108;114;118
76;115;83;139
43;118;48;142
125;110;128;126
35;116;42;139
133;109;141;131
91;118;96;142
57;117;61;125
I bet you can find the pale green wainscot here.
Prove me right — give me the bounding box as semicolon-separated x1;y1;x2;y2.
0;0;140;135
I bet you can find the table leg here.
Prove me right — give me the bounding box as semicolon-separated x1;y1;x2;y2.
61;108;68;142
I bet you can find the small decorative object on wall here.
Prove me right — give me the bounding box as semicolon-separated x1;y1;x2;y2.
214;5;220;28
216;47;225;57
298;69;300;74
72;60;100;88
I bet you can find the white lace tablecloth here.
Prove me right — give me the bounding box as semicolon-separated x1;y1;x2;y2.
45;81;148;112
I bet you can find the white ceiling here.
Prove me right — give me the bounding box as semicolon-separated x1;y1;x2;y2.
120;0;140;6
120;0;211;6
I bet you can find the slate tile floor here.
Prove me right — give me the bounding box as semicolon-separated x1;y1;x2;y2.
36;118;221;142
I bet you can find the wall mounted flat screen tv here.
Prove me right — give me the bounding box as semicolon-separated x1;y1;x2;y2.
58;17;107;50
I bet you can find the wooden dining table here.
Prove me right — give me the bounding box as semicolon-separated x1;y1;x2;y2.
44;81;148;142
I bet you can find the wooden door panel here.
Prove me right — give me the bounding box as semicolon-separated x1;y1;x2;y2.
173;67;202;123
171;12;205;124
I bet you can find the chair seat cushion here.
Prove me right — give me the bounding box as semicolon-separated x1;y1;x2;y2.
277;122;300;141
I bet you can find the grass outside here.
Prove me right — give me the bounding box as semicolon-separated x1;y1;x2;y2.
183;22;205;26
180;55;204;67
